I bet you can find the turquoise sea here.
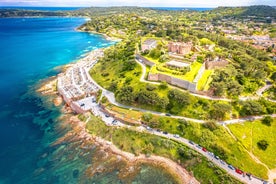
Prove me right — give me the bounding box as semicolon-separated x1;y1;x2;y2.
0;17;177;183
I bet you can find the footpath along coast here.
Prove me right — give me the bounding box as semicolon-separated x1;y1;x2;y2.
56;49;275;184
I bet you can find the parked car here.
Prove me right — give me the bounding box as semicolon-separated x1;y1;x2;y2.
146;126;153;131
163;131;168;135
235;168;243;175
220;160;226;165
228;165;235;170
214;155;219;160
173;134;180;138
196;145;202;149
165;113;171;116
105;114;110;117
188;140;194;145
208;152;214;157
156;129;161;132
202;147;207;152
246;173;252;180
112;120;118;125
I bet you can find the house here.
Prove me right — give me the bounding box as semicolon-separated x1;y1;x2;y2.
141;39;157;52
168;42;193;55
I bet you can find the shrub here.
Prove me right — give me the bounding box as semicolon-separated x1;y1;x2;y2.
146;84;157;91
257;140;269;150
203;121;218;131
159;81;168;89
261;116;273;126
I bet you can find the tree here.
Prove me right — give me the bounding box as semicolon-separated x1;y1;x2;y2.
168;89;191;107
209;103;232;120
240;101;263;116
261;116;273;126
203;120;218;131
227;80;243;97
142;113;153;122
116;86;135;104
257;140;269;150
271;72;276;82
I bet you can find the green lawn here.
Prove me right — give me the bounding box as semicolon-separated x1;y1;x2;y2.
197;70;213;91
85;114;241;184
228;118;276;169
182;62;202;82
150;61;202;82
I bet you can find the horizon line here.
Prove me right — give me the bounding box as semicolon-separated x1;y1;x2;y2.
1;5;275;8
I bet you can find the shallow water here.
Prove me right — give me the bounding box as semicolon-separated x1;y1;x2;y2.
0;17;178;183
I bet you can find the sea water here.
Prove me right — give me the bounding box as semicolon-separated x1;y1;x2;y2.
0;17;177;183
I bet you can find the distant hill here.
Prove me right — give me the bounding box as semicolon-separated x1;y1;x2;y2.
0;9;66;17
240;5;276;17
211;5;276;19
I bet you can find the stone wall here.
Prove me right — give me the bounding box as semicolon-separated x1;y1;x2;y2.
148;73;159;81
148;73;197;93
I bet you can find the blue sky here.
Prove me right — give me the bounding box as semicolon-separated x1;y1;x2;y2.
0;0;275;7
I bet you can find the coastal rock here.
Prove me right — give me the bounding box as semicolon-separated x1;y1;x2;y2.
53;96;63;106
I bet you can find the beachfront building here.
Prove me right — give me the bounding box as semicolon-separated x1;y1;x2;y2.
141;39;157;52
168;42;193;55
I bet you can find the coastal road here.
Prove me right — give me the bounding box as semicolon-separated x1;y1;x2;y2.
87;100;265;184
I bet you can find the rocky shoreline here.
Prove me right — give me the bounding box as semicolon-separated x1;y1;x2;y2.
38;67;199;183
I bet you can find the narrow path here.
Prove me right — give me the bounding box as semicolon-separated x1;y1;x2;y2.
222;124;237;140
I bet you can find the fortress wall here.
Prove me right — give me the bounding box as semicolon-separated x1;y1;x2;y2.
158;73;172;83
148;73;197;93
148;73;159;81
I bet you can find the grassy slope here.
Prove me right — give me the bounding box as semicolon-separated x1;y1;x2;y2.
197;70;213;91
101;101;268;178
85;115;241;184
228;119;276;169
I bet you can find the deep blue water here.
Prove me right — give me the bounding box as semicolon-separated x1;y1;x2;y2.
0;17;177;184
0;6;83;11
0;17;114;183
